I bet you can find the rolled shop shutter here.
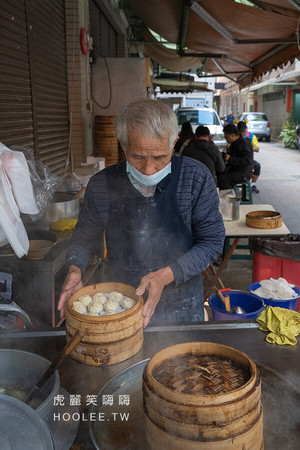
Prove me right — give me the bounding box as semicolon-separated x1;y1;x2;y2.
89;0;118;58
0;0;70;177
0;1;34;148
26;0;70;176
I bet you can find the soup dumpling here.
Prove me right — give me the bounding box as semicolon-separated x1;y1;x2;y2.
108;291;123;304
121;297;136;310
93;293;108;305
73;301;87;314
87;300;103;315
78;295;93;307
104;299;119;314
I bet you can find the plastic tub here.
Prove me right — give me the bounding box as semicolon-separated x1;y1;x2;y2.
209;291;265;320
248;282;300;311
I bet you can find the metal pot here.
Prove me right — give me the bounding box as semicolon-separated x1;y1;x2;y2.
0;394;54;450
0;349;60;434
43;192;80;223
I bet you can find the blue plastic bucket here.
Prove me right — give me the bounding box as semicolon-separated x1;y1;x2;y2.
209;291;265;320
248;282;300;311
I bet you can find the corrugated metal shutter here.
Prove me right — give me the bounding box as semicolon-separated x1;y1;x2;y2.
0;0;34;148
0;0;69;176
27;0;69;176
90;0;118;58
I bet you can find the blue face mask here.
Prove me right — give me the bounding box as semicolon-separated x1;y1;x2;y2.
126;161;172;187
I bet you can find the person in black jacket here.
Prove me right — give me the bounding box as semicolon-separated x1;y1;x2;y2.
217;124;253;189
181;125;225;185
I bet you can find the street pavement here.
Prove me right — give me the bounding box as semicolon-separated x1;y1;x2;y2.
252;141;300;234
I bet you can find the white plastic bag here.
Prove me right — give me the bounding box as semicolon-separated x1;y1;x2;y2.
0;158;29;258
0;226;8;247
0;142;39;214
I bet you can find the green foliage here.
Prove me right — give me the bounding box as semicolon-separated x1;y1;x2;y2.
279;118;297;149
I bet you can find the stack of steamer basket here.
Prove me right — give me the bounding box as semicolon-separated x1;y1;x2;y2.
65;282;144;366
143;342;263;450
94;116;119;167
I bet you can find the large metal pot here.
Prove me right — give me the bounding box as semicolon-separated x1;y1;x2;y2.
0;394;54;450
0;349;60;433
43;192;80;223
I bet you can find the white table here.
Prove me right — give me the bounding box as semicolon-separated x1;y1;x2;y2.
224;204;290;237
204;204;290;299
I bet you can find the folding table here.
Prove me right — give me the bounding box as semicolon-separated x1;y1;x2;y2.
204;204;290;299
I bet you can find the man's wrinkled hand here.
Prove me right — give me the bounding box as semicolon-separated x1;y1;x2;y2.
136;266;174;328
58;266;83;319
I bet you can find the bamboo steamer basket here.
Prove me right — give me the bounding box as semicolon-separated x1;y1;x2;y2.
143;342;263;449
246;210;282;229
94;115;119;166
66;282;143;366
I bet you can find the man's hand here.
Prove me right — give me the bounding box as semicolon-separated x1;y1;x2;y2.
136;267;174;328
224;153;230;161
58;265;83;319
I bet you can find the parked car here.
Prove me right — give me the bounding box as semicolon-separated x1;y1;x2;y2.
238;112;271;141
175;107;227;150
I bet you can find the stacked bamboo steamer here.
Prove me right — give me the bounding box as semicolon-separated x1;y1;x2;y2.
143;342;263;449
66;282;143;366
94;116;119;167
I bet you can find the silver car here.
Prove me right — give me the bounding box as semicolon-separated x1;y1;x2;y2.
238;112;271;141
176;107;227;150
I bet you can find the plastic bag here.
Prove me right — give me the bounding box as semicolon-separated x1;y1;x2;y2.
10;145;62;221
249;235;300;262
251;278;297;300
0;227;8;247
0;142;39;214
0;158;29;258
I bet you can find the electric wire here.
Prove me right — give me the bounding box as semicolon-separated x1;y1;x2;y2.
91;58;112;109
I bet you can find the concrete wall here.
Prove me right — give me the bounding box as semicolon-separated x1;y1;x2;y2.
218;85;254;118
92;58;147;118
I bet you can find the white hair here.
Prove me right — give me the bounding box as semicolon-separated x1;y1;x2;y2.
115;99;178;150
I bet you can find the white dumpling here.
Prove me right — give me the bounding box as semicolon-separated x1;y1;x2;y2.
93;293;108;305
121;297;136;310
104;299;119;314
87;301;103;315
72;301;87;314
108;291;123;304
78;295;93;307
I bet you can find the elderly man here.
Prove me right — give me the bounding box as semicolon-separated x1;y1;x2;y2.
58;99;225;326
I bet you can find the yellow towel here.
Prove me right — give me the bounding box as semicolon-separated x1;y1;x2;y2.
256;306;300;345
49;217;77;231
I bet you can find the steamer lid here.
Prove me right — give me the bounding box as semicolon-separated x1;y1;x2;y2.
0;394;54;450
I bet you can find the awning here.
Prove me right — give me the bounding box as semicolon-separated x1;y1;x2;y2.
152;77;210;93
126;0;300;87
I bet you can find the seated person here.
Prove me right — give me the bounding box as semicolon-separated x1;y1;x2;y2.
174;121;194;154
217;124;253;190
181;125;225;185
237;121;260;193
